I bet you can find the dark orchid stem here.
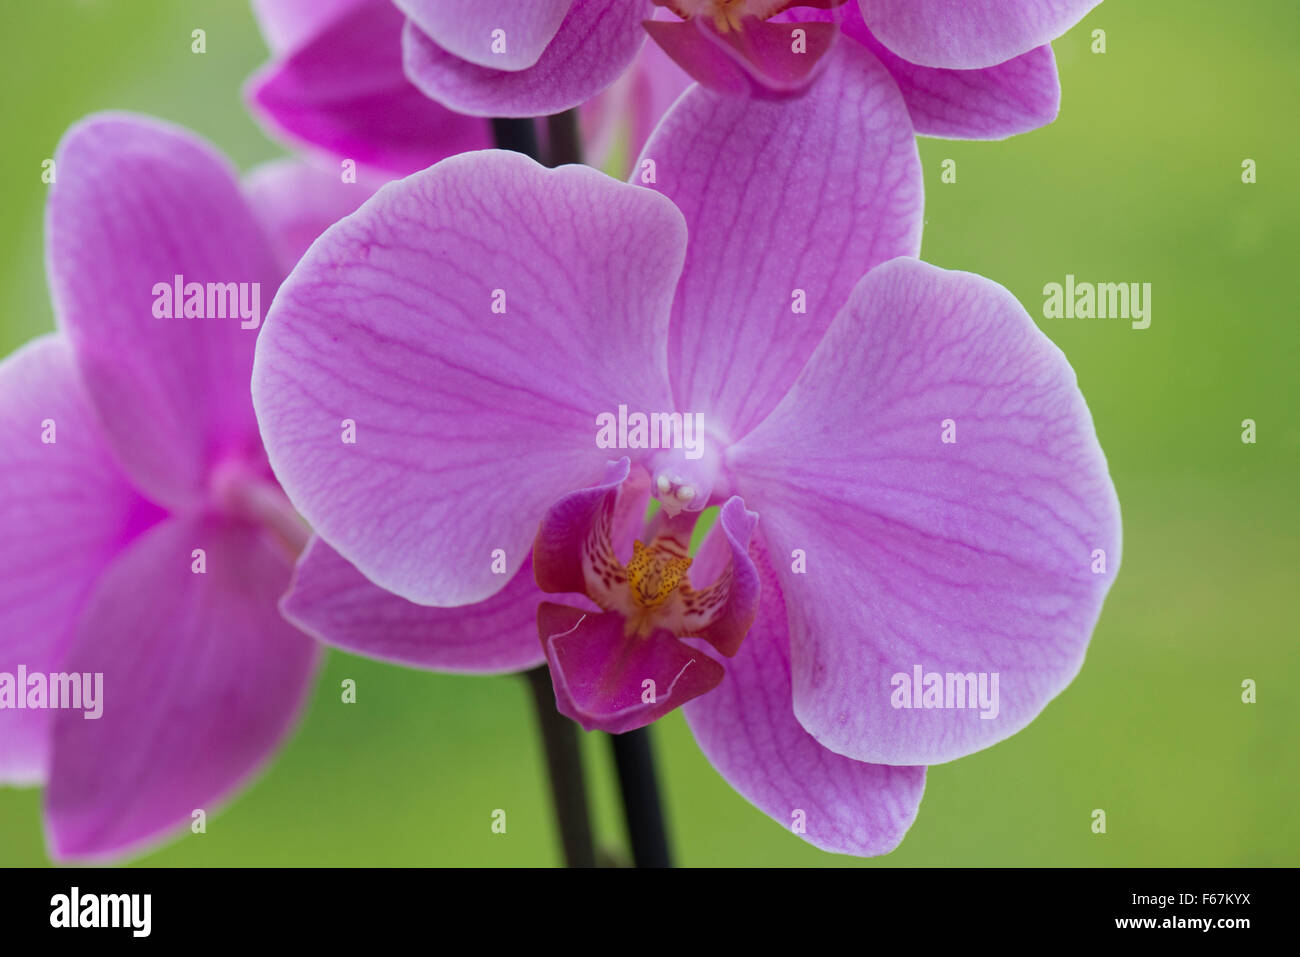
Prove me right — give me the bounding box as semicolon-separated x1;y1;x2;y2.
490;117;540;158
609;729;674;868
545;110;583;167
493;115;595;868
523;665;596;868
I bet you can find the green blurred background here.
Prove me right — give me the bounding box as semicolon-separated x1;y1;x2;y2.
1;0;1296;866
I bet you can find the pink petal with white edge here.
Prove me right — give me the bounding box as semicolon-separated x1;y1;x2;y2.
0;337;161;785
403;0;652;118
45;113;281;511
827;2;1061;139
731;258;1121;766
394;0;575;70
253;150;686;607
638;39;922;443
284;536;593;674
859;0;1098;69
684;534;925;856
44;515;319;862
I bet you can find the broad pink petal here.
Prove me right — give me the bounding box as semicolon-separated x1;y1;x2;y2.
44;514;319;862
253;150;686;606
639;40;922;442
284;536;594;674
731;258;1121;765
859;0;1098;69
243;159;377;275
247;0;491;178
46;113;280;510
394;0;575;70
684;536;925;855
539;603;724;733
250;0;366;55
0;337;161;785
403;0;652;118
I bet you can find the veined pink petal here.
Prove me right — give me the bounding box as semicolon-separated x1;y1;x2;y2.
394;0;575;70
253;150;686;606
283;537;594;674
243;159;377;276
247;0;491;178
638;39;922;443
403;0;652;118
250;0;367;56
0;337;161;785
539;603;724;734
731;258;1121;765
44;514;319;862
859;0;1098;69
45;113;281;511
684;534;925;856
838;3;1059;139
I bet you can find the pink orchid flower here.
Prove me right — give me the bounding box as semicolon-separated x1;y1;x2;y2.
0;113;369;861
400;0;1098;140
252;45;1121;855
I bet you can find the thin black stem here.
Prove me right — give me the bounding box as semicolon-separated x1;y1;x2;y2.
491;117;540;158
524;666;596;868
545;110;583;167
609;728;673;868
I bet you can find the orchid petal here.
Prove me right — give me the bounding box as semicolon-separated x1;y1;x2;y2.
247;0;491;177
283;537;592;674
394;0;575;70
731;258;1121;765
840;3;1059;139
684;536;925;855
0;337;160;785
403;0;652;118
253;150;686;606
44;514;319;861
46;113;280;510
638;40;922;442
859;0;1098;69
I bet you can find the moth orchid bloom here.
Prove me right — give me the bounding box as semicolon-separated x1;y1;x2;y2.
0;113;368;861
254;44;1120;855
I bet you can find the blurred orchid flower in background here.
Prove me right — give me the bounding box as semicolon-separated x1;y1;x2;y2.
252;44;1121;854
247;0;690;178
0;113;372;861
